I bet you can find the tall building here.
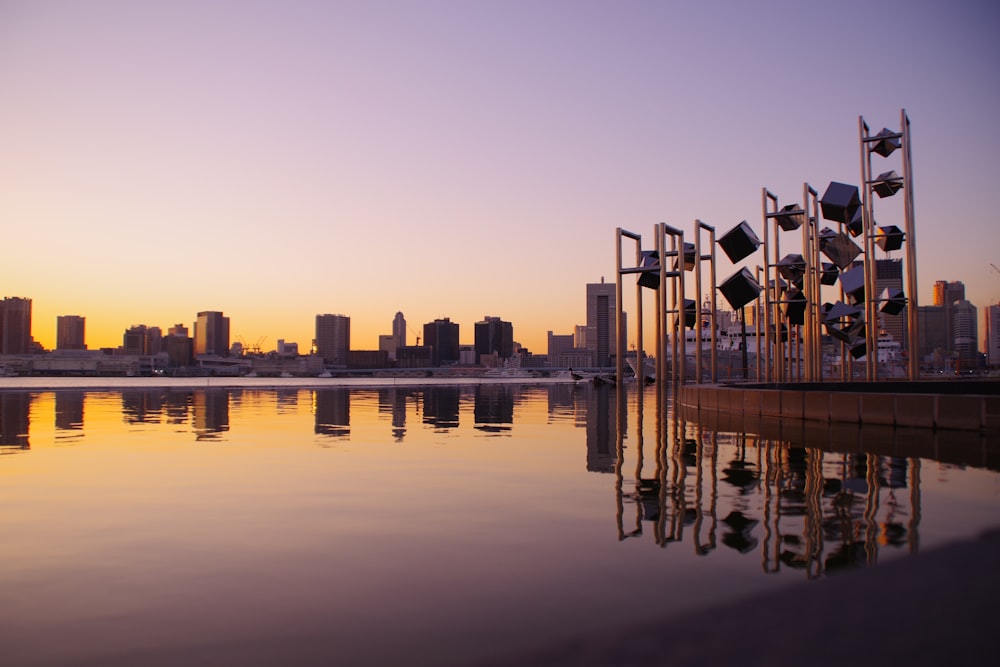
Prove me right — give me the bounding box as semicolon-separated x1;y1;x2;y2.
315;314;350;365
393;312;406;349
932;280;965;356
547;331;575;357
0;297;32;354
474;316;513;363
586;280;618;367
986;304;1000;367
423;318;459;366
56;315;86;350
917;305;947;363
194;311;230;357
952;300;978;367
932;280;965;307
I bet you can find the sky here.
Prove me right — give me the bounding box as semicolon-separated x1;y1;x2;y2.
2;0;999;354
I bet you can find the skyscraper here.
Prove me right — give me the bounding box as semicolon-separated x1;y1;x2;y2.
474;316;513;363
194;311;230;357
0;297;32;354
986;304;1000;367
952;300;978;367
586;280;618;367
56;315;86;350
423;318;459;366
315;314;350;365
393;312;406;349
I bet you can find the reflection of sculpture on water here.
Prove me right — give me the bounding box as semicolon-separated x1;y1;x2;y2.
0;392;31;451
314;389;350;439
615;387;923;578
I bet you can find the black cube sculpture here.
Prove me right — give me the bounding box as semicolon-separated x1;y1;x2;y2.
719;268;762;310
718;220;760;263
876;225;905;252
838;264;866;305
673;242;696;272
782;288;807;326
872;170;903;198
823;300;862;323
820;230;862;269
777;253;806;284
820;262;839;286
820;182;861;224
773;204;805;231
849;339;868;359
871;128;901;158
683;298;697;329
637;250;660;290
880;288;906;315
847;208;865;237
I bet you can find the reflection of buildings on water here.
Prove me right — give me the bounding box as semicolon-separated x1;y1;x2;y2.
122;390;167;424
55;392;84;432
163;391;192;424
545;383;577;423
474;384;514;433
0;392;31;451
193;390;230;440
615;412;923;577
423;387;460;429
378;388;410;441
314;389;350;439
586;384;617;473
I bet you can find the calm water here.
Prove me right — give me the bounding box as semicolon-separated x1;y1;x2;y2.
1;381;998;666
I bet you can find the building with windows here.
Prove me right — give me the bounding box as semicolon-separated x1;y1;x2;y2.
932;280;965;356
986;303;1000;368
0;297;32;354
56;315;86;350
315;314;350;365
393;312;406;350
194;311;230;357
423;318;459;366
123;325;163;356
586;280;620;367
952;300;978;368
474;316;513;364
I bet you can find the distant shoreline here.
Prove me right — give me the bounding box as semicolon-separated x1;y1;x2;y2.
0;374;586;391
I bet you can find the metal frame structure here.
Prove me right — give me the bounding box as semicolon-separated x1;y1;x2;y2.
859;110;919;381
692;220;718;384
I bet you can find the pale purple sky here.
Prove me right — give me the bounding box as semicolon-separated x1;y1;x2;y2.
2;0;998;351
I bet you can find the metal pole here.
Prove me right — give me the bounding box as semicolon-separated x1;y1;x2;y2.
901;109;920;380
694;222;703;384
859;116;878;381
762;189;776;382
616;229;625;387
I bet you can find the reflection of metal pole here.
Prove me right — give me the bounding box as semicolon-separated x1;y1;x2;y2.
864;452;880;565
908;456;921;555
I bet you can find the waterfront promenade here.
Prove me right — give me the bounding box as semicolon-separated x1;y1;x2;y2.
490;528;1000;666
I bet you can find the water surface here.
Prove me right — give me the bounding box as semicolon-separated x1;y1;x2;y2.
1;381;997;666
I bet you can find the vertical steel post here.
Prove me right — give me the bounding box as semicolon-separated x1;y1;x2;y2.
901;109;920;380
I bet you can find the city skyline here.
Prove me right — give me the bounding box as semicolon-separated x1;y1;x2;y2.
3;1;999;354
